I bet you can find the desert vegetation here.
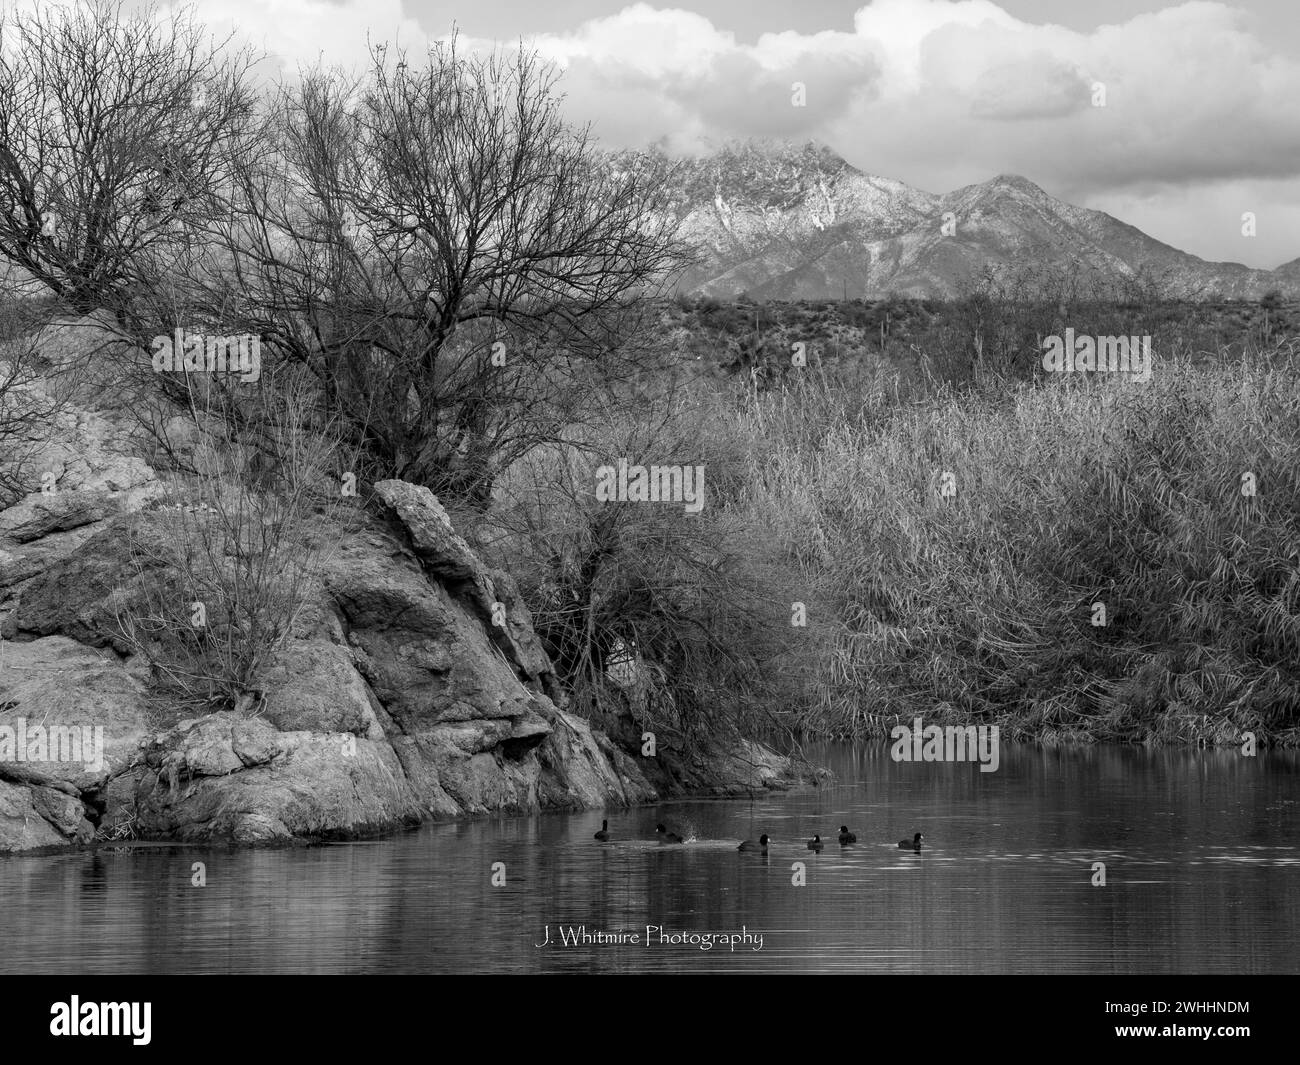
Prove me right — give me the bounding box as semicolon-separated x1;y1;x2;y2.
468;277;1300;747
1;3;1297;746
111;369;350;717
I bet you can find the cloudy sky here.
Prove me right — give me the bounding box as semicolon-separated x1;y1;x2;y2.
131;1;1300;268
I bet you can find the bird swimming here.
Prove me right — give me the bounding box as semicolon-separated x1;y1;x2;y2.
656;823;684;844
898;832;924;851
838;825;857;845
807;834;824;851
594;819;610;841
738;833;770;852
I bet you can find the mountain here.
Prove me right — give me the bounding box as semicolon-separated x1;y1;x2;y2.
642;140;1298;301
1273;256;1300;285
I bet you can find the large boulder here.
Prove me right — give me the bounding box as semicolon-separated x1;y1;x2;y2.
257;640;385;738
0;635;151;791
372;480;561;699
101;714;424;843
1;465;669;849
321;495;659;819
0;325;809;853
0;779;95;852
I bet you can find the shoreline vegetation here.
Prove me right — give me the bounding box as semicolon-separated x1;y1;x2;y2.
481;290;1300;750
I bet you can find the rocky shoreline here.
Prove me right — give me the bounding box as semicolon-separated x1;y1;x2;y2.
0;330;821;853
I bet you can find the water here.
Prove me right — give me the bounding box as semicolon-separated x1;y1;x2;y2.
1;743;1297;973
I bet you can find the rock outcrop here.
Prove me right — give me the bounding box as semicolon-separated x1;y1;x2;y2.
0;318;814;853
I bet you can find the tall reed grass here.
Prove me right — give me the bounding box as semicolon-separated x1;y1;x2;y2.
726;346;1300;743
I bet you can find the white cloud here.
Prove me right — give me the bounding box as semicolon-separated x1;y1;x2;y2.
155;0;426;74
852;0;1024;96
533;4;738;78
444;0;1300;208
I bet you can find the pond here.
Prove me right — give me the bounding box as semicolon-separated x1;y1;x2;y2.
1;743;1296;973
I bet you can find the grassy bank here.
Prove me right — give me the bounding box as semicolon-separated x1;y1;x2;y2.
744;356;1300;744
475;297;1300;748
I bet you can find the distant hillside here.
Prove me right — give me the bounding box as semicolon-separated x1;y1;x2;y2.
631;140;1299;301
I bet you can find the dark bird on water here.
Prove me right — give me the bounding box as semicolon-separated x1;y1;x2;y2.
738;834;770;852
807;835;824;851
838;825;857;845
594;819;610;841
656;823;684;844
899;833;924;851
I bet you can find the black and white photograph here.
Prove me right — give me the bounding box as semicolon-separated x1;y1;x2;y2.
0;0;1295;1028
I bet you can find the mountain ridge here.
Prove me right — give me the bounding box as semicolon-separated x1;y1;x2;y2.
633;140;1296;300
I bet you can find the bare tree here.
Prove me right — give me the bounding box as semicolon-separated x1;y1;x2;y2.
0;0;260;327
0;293;63;505
215;37;685;504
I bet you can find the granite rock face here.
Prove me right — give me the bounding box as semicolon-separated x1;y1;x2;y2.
2;476;663;848
0;319;810;852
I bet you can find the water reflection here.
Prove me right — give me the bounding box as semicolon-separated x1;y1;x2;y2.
1;743;1296;973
